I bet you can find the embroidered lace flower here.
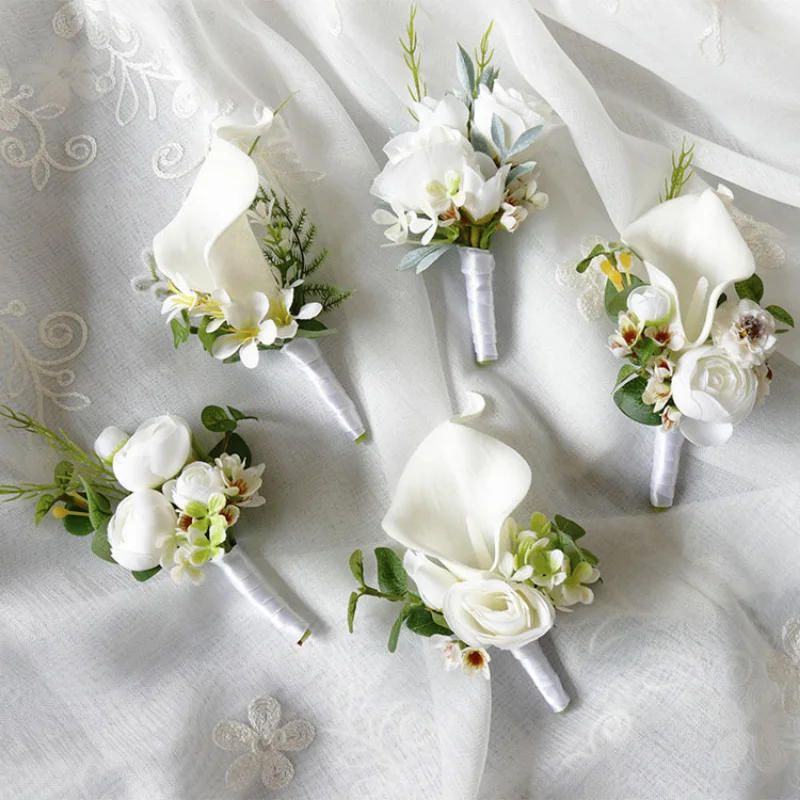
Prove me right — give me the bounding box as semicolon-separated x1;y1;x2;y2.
766;620;800;717
213;696;315;791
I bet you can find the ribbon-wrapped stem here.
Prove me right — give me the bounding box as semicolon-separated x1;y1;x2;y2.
650;427;684;508
511;639;570;713
282;337;366;441
458;247;498;364
214;545;311;646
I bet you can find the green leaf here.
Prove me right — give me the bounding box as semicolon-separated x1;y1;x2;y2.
604;274;645;321
396;246;432;272
431;611;449;628
615;364;640;390
63;513;94;536
349;550;365;586
490;113;507;158
506;161;536;186
633;336;660;367
197;315;219;354
456;43;476;98
506;125;542;160
406;606;453;637
554;530;583;566
576;244;606;273
91;518;115;563
80;478;112;530
347;591;360;633
209;431;252;466
132;566;162;582
766;305;795;328
35;494;56;526
387;605;410;653
613;376;662;426
734;274;764;303
201;405;237;433
580;547;599;567
227;406;257;422
54;460;73;490
553;515;586;541
375;547;408;596
716;292;728;308
470;130;493;158
415;244;454;274
170;317;190;349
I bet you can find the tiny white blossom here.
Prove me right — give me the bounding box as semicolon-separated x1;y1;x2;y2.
211;292;278;369
461;647;491;679
372;204;414;244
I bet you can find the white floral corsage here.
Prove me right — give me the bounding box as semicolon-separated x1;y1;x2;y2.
347;394;599;712
153;105;366;441
0;404;310;646
371;7;553;364
570;143;794;508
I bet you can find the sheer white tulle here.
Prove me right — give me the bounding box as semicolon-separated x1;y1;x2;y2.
0;1;798;798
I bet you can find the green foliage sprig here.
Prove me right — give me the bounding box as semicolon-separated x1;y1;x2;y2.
660;139;695;202
401;4;427;120
348;548;453;652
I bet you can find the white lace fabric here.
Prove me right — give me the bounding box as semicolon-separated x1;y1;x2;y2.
1;1;799;799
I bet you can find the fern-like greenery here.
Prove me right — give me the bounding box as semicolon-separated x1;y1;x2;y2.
660;140;695;202
253;188;351;317
401;4;426;120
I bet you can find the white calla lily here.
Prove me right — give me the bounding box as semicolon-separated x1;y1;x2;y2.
402;550;457;609
621;189;755;348
153;114;280;303
382;394;531;580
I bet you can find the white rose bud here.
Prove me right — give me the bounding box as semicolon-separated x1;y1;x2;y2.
94;426;129;465
472;82;550;164
162;461;227;511
442;578;555;650
112;415;192;492
626;285;672;326
671;345;758;446
107;489;178;571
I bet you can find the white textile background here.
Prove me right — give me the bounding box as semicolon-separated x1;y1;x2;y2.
0;1;798;799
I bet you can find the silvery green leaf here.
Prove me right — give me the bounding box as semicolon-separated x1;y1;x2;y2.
471;130;493;157
506;161;536;185
397;247;433;271
507;125;543;159
456;44;475;97
415;244;453;274
478;66;497;90
490;113;507;158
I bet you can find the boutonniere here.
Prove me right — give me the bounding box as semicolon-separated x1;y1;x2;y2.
571;143;794;508
347;395;599;711
0;404;310;646
152;106;366;441
371;6;552;364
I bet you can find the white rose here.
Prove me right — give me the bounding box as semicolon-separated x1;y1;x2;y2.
112;415;192;492
461;162;511;222
472;82;550;164
712;299;777;367
162;461;227;511
94;426;129;465
626;285;673;326
107;489;178;571
442;578;554;650
671;345;758;446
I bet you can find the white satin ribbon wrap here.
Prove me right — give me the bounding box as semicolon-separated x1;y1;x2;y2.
511;640;570;713
214;545;311;646
458;247;498;364
282;337;366;440
650;426;684;508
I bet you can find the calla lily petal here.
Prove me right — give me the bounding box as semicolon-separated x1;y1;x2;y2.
382;394;532;573
621;189;755;347
403;550;458;610
153;131;279;303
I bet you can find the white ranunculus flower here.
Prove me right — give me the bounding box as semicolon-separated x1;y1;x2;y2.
622;189;755;348
162;461;227;511
671;345;758;446
107;489;178;571
442;578;555;650
626;285;673;326
153;110;280;304
712;299;777;367
472;82;550;164
112;415;192;492
94;426;129;465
